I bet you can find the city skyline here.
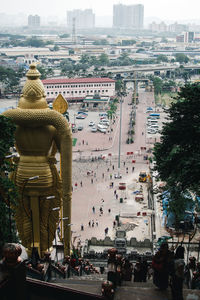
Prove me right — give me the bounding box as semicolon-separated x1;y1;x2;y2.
1;0;200;24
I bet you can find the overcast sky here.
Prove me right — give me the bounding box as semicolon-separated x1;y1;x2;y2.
1;0;200;21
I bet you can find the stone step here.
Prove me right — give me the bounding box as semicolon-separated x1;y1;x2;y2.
115;286;200;300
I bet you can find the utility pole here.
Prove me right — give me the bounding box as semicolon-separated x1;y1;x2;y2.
72;17;76;45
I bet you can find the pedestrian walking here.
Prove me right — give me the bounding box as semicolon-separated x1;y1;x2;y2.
114;190;117;195
92;206;95;213
113;220;116;228
94;172;96;177
107;168;109;172
88;221;91;227
132;166;135;172
81;224;84;231
112;165;114;170
91;178;93;184
108;208;111;213
110;174;112;179
102;173;104;178
96;220;98;226
82;140;84;145
80;181;82;187
152;242;172;290
116;194;118;200
126;167;128;174
92;221;95;227
171;246;185;300
105;227;108;235
123;161;125;167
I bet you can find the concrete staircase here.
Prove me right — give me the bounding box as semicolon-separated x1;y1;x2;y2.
50;274;200;300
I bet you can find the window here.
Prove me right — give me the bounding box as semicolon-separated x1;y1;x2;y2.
102;90;104;92
83;91;85;93
90;90;93;93
75;91;77;93
63;91;65;94
47;92;49;95
106;90;108;92
55;92;58;94
79;91;81;93
67;91;69;94
51;92;54;94
98;90;100;92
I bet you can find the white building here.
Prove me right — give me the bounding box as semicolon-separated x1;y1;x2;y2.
113;4;144;30
67;9;95;29
42;77;115;102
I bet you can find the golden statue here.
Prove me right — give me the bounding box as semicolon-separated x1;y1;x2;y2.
3;64;72;257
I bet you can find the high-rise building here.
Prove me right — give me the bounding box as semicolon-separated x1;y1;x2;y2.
113;4;144;29
67;9;95;29
28;15;40;27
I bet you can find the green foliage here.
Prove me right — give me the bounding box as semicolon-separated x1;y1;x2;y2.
153;83;200;222
0;116;18;254
93;39;108;45
0;66;21;93
152;76;163;94
37;65;54;79
98;53;109;66
175;53;189;64
157;54;168;63
121;39;136;46
59;33;70;38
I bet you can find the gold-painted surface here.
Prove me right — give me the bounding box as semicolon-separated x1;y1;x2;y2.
53;94;68;114
3;64;72;257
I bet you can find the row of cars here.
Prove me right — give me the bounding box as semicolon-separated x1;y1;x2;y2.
89;113;110;133
146;112;160;135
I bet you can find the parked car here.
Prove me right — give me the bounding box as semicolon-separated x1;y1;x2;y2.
77;111;88;116
76;115;86;119
89;121;95;127
91;126;97;132
77;124;83;131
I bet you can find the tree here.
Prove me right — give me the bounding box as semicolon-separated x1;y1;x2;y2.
98;53;109;66
0;66;21;94
157;54;168;63
175;53;189;64
153;83;200;223
0;116;18;256
152;76;163;94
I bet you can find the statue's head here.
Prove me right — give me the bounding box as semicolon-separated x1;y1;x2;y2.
18;63;48;109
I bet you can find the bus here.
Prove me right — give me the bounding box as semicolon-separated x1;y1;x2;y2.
149;113;160;119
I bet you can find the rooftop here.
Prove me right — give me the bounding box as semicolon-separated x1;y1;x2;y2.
42;78;115;85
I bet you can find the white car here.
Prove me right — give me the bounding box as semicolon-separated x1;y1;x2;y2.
89;121;95;127
91;126;97;132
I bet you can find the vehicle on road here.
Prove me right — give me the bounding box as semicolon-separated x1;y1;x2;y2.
76;115;86;119
139;171;147;183
77;111;88;115
91;126;97;132
100;119;110;126
77;124;83;131
99;112;108;117
150;124;159;129
147;129;157;134
149;113;160;119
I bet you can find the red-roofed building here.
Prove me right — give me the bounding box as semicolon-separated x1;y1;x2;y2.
42;77;115;102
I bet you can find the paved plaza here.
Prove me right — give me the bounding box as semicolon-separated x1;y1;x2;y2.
69;90;168;251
